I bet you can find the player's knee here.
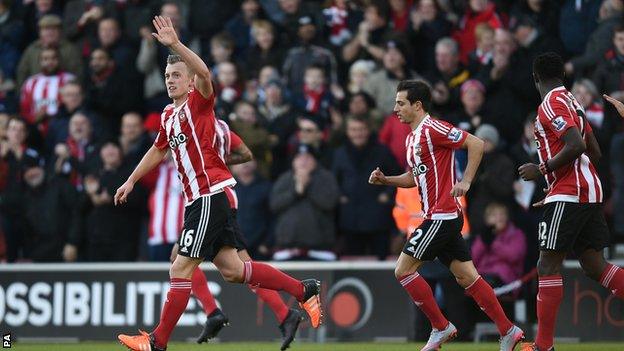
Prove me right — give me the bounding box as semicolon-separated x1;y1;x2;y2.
537;256;561;276
580;259;606;281
394;266;413;280
220;267;244;283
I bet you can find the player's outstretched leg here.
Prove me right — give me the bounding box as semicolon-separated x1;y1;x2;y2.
214;247;322;328
449;260;524;351
395;253;456;351
578;249;624;299
238;249;302;350
192;267;229;343
118;256;201;351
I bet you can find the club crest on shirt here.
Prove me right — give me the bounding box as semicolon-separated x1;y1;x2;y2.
551;116;567;131
447;127;463;143
414;144;422;156
178;110;187;122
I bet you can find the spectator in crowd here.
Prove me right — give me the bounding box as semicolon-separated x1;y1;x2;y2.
389;0;410;33
342;0;392;63
453;0;503;63
448;79;489;133
83;141;145;261
136;1;193;113
47;81;102;156
93;17;136;71
230;100;273;178
476;29;536;143
209;32;237;73
332;115;400;260
290;114;332;169
276;0;324;47
22;0;62;46
467;23;495;74
84;48;143;135
345;91;382;132
467;124;515;237
426;37;470;114
188;0;238;59
509;0;561;38
283;14;340;95
322;0;359;47
0;70;16;114
18;163;82;262
364;39;419;115
378;111;411;169
231;160;273;259
215;61;243;118
407;0;453;73
511;15;565;62
593;24;624;99
246;20;284;79
54;112;99;189
258;79;298;179
347;59;375;94
293;64;333;121
226;0;264;57
269;144;339;261
142;153;183;261
118;112;150;168
0;118;41;262
471;202;527;286
19;47;75;134
0;0;23;82
62;0;107;47
564;0;623;77
17;14;82;88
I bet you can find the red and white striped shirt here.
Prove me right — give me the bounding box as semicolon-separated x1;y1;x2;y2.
215;119;242;209
148;123;242;245
405;115;467;220
148;160;185;245
20;72;75;124
153;89;236;204
535;86;603;204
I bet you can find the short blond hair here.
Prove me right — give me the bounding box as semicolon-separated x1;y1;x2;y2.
251;19;274;38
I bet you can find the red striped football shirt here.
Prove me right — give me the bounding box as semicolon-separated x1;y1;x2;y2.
153;89;236;204
535;86;603;204
405;115;467;220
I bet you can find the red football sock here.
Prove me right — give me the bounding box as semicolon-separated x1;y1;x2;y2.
465;276;513;335
535;275;563;351
191;267;217;315
251;286;290;324
600;263;624;299
152;278;192;348
243;261;304;301
398;272;448;330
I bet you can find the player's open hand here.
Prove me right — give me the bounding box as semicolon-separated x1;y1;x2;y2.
152;15;179;47
114;180;134;206
518;163;540;181
369;167;386;185
450;179;470;197
603;94;624;118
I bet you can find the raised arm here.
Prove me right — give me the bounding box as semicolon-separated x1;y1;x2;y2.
152;16;213;98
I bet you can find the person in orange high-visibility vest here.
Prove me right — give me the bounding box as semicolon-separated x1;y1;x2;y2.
393;187;470;238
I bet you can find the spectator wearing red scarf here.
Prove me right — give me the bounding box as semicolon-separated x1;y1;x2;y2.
453;0;502;64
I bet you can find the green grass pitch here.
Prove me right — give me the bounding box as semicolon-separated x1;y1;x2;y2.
12;342;624;351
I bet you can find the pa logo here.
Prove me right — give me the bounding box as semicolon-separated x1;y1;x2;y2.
3;333;11;348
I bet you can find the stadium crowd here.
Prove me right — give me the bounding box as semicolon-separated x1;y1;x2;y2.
0;0;623;271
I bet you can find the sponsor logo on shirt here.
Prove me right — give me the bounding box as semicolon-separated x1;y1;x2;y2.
552;116;567;131
412;164;428;177
169;133;188;149
447;127;463;143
